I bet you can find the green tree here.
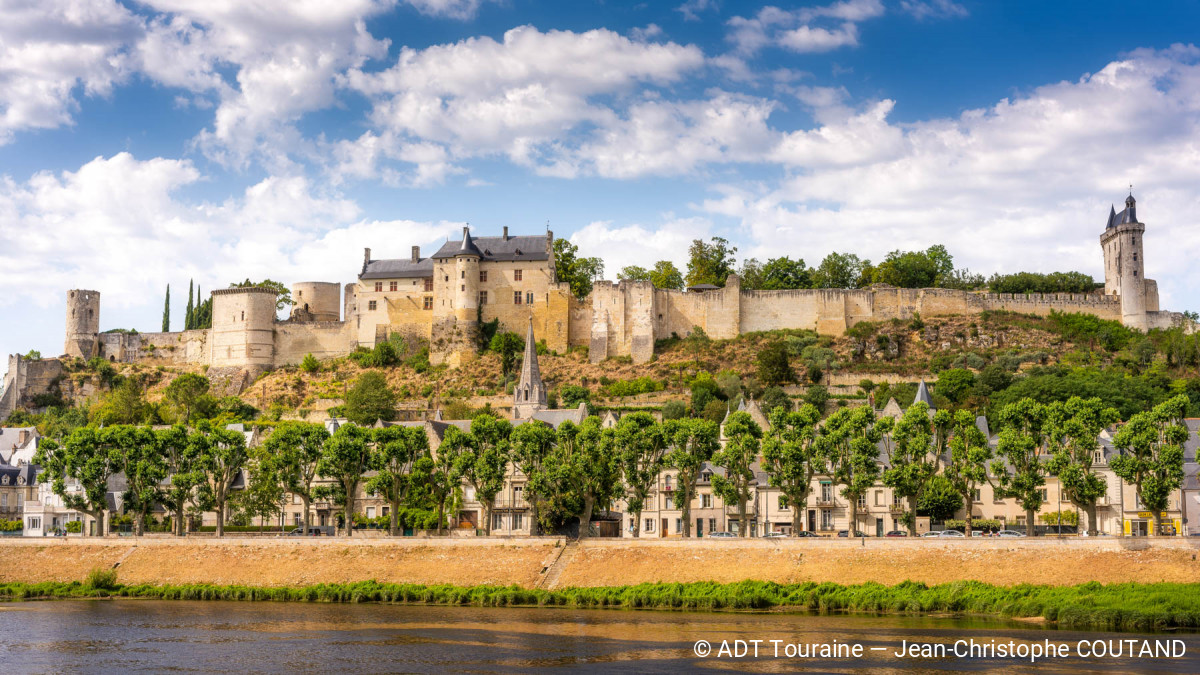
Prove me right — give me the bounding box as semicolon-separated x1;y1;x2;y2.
92;379;154;426
649;260;685;290
992;398;1051;536
617;265;650;282
429;426;467;535
663;418;719;537
661;400;689;420
163;373;211;424
367;424;428;535
553;238;604;299
343;372;397;425
740;256;812;290
510;420;557;535
317;423;373;537
870;246;954;288
759;387;792;414
803;385;829;413
35;431;119;536
162;284;170;332
262;422;329;536
761;404;823;534
240;447;287;531
882;403;949;535
1045;397;1119;536
189;420;249;538
819;406;882;536
756;341;793;386
941;410;992;536
557;384;591;409
155;425;202;536
108;426;167;536
934;369;976;405
812;252;867;289
541;418;621;539
685;236;737;287
711;411;762;536
489;331;524;379
615;412;667;538
1111;395;1190;537
918;474;964;524
231;278;294;312
185;280;195;330
453;415;512;535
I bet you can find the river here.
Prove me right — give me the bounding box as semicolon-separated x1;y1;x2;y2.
0;601;1194;673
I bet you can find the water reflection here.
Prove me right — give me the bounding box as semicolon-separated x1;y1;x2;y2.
0;601;1193;673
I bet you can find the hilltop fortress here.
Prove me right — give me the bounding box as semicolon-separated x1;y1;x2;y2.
0;194;1189;415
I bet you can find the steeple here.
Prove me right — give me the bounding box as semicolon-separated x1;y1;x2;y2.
1106;205;1116;229
512;317;547;419
914;380;934;410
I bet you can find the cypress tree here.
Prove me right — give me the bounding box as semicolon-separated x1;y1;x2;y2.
162;284;171;332
185;280;195;330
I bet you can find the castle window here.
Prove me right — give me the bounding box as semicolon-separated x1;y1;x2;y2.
514;291;523;305
241;311;244;321
444;275;449;282
479;291;488;305
479;271;487;282
424;278;433;292
423;297;433;310
461;285;465;292
368;300;377;311
461;271;465;279
374;282;383;292
514;269;523;281
1133;271;1138;278
389;281;398;292
526;291;534;305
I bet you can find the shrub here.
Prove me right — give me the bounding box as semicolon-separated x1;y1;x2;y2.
300;353;320;373
85;568;118;591
557;384;591;408
604;377;664;398
757;342;793;386
661;400;689;420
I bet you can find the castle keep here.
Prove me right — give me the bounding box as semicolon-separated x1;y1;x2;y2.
0;194;1188;416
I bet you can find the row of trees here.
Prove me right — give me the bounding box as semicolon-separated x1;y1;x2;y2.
611;236;1098;296
32;393;1189;539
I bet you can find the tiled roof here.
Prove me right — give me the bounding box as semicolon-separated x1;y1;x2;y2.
432;234;549;261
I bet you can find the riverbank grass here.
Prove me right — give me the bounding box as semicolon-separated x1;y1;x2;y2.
2;577;1197;632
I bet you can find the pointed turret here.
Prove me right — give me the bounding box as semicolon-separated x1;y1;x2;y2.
512;317;548;419
1106;205;1116;229
914;380;934;410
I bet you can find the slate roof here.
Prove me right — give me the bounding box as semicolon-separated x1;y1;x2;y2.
0;464;37;488
1106;194;1138;229
360;258;434;280
914;381;934;409
432;232;549;261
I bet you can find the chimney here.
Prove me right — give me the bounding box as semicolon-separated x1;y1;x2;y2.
462;225;470;239
503;226;509;241
361;247;371;275
411;246;420;262
18;430;29;445
546;230;554;253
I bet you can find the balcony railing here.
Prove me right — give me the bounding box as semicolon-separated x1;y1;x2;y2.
491;499;529;511
815;497;837;508
889;504;905;514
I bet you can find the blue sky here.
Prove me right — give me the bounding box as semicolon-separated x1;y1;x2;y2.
3;0;1200;370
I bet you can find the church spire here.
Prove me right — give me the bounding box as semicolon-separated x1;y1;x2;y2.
513;317;547;419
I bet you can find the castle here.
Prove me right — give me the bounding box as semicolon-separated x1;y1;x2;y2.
0;193;1190;417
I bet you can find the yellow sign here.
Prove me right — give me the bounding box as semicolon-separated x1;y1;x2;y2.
1136;511;1169;518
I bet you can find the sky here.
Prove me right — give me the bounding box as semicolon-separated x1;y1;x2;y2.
3;0;1200;372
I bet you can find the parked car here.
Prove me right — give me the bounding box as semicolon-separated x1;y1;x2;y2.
921;531;943;538
996;530;1026;538
794;531;821;538
763;531;788;538
884;530;908;537
836;530;866;537
287;527;325;536
708;531;737;538
939;530;966;538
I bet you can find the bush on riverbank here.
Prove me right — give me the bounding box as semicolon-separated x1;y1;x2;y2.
0;579;1196;632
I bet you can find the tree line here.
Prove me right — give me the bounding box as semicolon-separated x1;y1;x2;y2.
31;393;1190;539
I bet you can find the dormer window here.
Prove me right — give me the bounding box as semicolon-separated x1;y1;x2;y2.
1;476;8;485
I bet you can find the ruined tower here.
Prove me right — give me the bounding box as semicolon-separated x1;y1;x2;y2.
513;317;547;419
64;289;100;359
1100;193;1149;331
210;287;277;367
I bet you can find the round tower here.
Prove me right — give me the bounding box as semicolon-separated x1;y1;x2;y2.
1100;193;1147;331
64;289;100;359
290;282;341;322
211;287;277;367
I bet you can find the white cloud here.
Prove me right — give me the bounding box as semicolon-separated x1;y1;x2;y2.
900;0;968;21
727;1;883;56
568;217;712;280
405;0;495;19
676;0;719;22
0;0;141;143
344;26;708;180
0;152;462;320
700;45;1200;314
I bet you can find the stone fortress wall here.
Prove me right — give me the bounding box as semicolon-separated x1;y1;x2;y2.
3;194;1187;406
